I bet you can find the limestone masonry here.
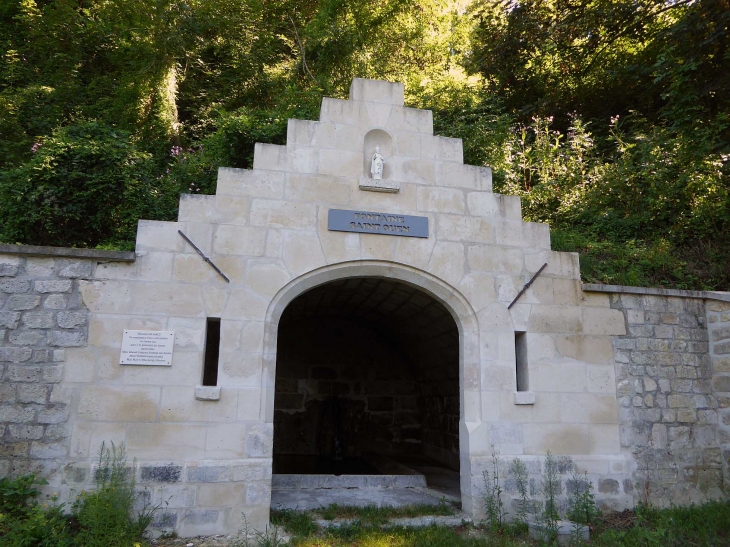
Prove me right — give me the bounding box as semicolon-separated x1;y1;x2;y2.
0;79;727;537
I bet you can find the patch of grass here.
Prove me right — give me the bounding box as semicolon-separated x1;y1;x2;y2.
593;501;730;546
292;523;528;547
270;509;318;537
314;502;453;525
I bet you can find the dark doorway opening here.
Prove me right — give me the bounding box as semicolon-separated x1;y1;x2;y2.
272;277;460;487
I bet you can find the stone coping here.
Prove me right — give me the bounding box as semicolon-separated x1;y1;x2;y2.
583;283;730;302
0;243;135;262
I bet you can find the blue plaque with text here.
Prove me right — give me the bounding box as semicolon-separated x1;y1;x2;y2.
328;209;429;238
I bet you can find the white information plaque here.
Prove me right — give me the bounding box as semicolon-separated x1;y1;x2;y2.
120;330;175;366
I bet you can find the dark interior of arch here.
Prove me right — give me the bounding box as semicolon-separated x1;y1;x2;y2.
273;277;460;475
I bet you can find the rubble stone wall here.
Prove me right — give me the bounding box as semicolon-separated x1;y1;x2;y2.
0;252;107;479
589;287;729;506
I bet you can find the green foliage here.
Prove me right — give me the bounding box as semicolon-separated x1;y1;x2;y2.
594;501;730;546
566;470;598;526
0;475;73;547
73;441;154;547
509;459;530;528
270;509;319;537
537;451;561;541
482;446;506;532
0;0;727;290
0;122;179;250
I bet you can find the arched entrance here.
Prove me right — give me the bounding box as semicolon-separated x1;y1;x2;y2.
261;262;481;513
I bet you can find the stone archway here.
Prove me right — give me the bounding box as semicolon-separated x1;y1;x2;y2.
261;261;481;514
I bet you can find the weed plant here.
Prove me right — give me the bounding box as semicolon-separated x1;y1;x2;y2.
73;441;155;546
483;446;506;531
509;458;530;529
566;469;598;526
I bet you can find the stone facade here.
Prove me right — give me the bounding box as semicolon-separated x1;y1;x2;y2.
589;289;725;505
0;79;727;536
0;254;99;478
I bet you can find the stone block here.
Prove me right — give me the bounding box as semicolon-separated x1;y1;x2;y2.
0;314;25;336
58;260;93;278
252;143;286;171
47;330;86;347
524;423;589;455
287;119;336;149
34;280;71;293
30;441;67;459
427;241;465;287
170;253;214;284
712;375;730;392
285;145;318;173
393;129;420;157
707;300;730;312
160;386;237;422
282;234;325;277
1;348;33;363
421;135;463;162
140;464;183;483
249;199;317;229
319;97;369;126
285;174;349;204
17;384;49;404
212;225;267;256
350;78;404;105
22;311;54;329
582;307;626;335
416;187;464;214
131;283;203;316
390;105;434;134
216;168;285;199
0;441;29;457
712;326;730;342
0;405;35;423
467;245;523;274
437;215;493;243
8;424;44;440
386;156;436;184
205;423;247;459
528;305;582;334
556;335;613;365
0;279;30;293
195;386;221;401
7;295;41;311
127;424;207;460
562;394;618;424
43;294;68;310
56;311;87;329
713;356;730;373
529;361;586;393
715;341;730;354
246;423;273;458
78;385;159;421
317;148;362;177
0;256;20;277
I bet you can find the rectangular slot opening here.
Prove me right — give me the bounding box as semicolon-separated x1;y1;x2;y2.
202;318;221;386
515;332;528;392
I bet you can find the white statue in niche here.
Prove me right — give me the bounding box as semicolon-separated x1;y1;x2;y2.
370;146;385;179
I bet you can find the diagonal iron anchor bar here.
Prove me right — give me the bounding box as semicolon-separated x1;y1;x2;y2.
508;262;548;309
178;230;230;283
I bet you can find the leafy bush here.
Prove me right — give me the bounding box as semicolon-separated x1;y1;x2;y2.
0;475;73;547
0;122;179;250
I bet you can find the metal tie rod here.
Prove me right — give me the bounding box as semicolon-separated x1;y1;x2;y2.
508;262;548;309
177;230;230;283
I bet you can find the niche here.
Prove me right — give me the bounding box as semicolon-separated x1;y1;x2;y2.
363;129;394;180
